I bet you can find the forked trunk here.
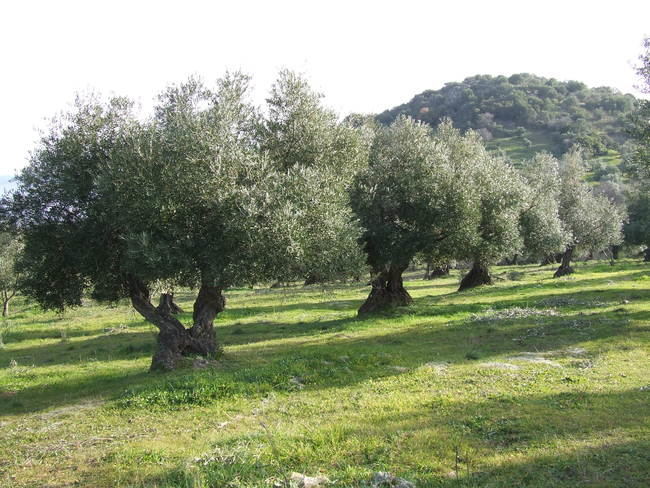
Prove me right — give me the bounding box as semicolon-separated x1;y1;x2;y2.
458;261;492;291
358;264;412;315
554;247;575;278
128;277;224;371
156;293;184;315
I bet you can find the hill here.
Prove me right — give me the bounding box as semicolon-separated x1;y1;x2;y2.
377;74;638;162
1;260;649;486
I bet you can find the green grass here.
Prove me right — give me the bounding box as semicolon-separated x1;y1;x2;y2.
1;260;649;487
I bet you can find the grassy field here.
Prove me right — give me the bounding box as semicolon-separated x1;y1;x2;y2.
1;260;649;487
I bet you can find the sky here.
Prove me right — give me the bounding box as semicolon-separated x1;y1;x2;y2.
0;0;648;176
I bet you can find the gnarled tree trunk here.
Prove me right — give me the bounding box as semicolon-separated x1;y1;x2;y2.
156;292;184;315
1;290;14;317
540;254;556;266
358;264;412;315
554;247;575;277
189;285;225;359
304;272;325;286
424;262;450;280
128;277;225;371
429;263;450;278
458;261;492;291
423;262;430;280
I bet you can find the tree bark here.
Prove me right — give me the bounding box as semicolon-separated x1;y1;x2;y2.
127;277;224;371
189;285;225;358
611;245;620;260
554;247;575;277
1;290;13;317
304;273;325;286
644;247;650;262
540;254;556;266
424;262;450;279
358;264;412;315
156;293;184;315
430;264;450;278
458;261;492;291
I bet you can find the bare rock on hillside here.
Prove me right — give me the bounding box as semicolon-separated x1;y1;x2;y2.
370;471;416;488
290;472;330;487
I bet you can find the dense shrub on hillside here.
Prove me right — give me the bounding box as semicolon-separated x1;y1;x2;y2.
377;73;637;158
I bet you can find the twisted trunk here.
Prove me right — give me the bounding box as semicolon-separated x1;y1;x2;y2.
554;247;575;277
156;293;184;315
1;290;14;317
189;285;225;358
128;277;224;371
358;264;412;315
458;261;492;291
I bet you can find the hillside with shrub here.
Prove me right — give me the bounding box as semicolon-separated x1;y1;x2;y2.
377;74;638;162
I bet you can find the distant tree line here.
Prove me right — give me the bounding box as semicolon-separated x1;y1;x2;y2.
377;73;637;157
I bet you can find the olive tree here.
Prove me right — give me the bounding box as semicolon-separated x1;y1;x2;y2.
5;74;304;371
518;153;568;263
350;118;481;314
625;186;650;261
259;71;368;284
625;37;650;181
457;151;526;291
622;38;650;259
554;149;625;277
0;232;21;317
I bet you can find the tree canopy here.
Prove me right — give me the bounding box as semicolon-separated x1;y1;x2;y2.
554;149;625;277
2;72;364;370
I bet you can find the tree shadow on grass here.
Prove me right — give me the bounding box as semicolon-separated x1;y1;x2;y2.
227;306;649;372
0;330;156;368
3;284;646;377
2;303;646;416
2;321;151;343
0;369;152;417
123;388;650;488
2;266;647;416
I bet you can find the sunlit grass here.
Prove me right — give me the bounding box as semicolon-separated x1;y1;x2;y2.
1;260;649;487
